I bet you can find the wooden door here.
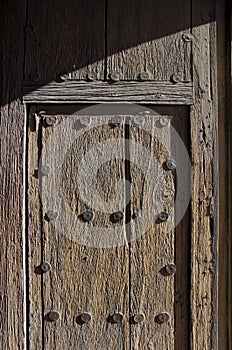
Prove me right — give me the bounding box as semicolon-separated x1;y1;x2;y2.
1;0;224;349
28;105;190;349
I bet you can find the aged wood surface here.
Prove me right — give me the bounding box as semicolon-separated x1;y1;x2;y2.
153;106;191;350
40;114;129;349
107;0;191;81
0;0;26;349
27;108;43;350
24;0;105;81
129;115;175;349
191;0;218;349
216;0;231;349
23;81;193;105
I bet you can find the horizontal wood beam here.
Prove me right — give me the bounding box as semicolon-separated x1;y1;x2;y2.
23;80;193;105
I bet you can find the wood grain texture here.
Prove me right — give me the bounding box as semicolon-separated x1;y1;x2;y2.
40;114;129;349
23;81;193;105
152;105;191;350
27;108;43;350
24;0;105;81
191;0;218;349
107;0;192;81
129;116;175;349
0;0;26;349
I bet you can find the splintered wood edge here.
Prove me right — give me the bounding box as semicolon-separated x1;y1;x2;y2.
23;81;193;105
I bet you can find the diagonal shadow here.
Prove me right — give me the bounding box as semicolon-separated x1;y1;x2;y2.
1;0;215;107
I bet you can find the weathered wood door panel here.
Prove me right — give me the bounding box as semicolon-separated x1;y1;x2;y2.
24;0;191;83
28;105;190;349
106;0;192;81
24;0;105;81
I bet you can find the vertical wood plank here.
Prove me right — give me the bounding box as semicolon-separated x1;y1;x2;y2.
24;0;105;82
0;0;26;349
191;0;218;349
40;113;129;349
129;115;175;349
151;105;191;350
27;108;43;350
107;0;191;81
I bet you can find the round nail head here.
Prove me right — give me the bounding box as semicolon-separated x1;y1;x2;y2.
82;210;94;222
45;116;57;126
112;312;123;323
110;72;120;82
158;117;169;128
156;312;170;324
166;159;176;170
133;313;145;324
133;115;144;126
165;263;176;275
87;72;97;81
111;211;124;223
158;212;169;222
79;116;91;126
80;312;92;323
48;310;60;322
40;164;50;176
47;210;58;221
139;72;150;81
171;73;181;84
40;262;51;273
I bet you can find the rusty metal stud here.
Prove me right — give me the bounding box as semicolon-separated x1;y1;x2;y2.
40;262;51;273
40;164;50;176
133;313;145;324
138;72;150;81
156;312;170;324
47;210;58;221
158;211;169;222
110;116;122;128
158;116;169;128
38;110;46;117
82;210;94;222
80;312;92;323
109;71;120;82
47;310;60;322
87;72;97;81
171;73;181;84
44;116;57;126
161;263;176;276
79;116;91;126
133;115;144;126
182;33;193;42
112;312;124;323
110;211;123;223
166;158;176;170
